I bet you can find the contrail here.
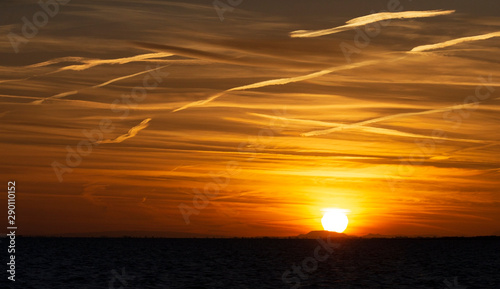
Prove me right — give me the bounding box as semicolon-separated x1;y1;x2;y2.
172;59;382;112
2;53;173;87
411;31;500;52
173;24;493;113
32;65;168;104
27;56;90;68
58;53;173;72
302;101;495;137
290;10;455;38
91;65;168;89
249;112;343;127
133;41;325;69
32;90;78;105
430;142;500;160
0;77;30;84
251;113;485;143
25;53;173;72
134;42;240;65
97;118;152;144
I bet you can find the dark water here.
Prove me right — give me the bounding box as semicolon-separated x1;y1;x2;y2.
4;237;500;288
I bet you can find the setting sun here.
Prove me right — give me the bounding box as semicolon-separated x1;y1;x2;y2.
321;210;349;233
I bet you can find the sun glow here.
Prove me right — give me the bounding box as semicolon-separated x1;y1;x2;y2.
321;209;349;233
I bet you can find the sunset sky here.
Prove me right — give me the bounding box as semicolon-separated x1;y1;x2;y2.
1;0;499;237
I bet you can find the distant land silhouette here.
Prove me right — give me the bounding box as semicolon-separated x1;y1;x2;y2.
296;231;439;239
296;230;352;239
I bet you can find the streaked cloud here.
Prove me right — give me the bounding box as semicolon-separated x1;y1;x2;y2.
253;113;490;143
3;53;173;76
32;90;78;105
97;118;152;144
411;31;500;52
302;101;499;137
290;10;455;38
31;65;168;104
91;65;168;89
55;53;172;72
134;41;332;70
4;53;172;83
172;59;382;112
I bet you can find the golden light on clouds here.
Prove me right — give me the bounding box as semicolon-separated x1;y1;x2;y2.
0;0;499;238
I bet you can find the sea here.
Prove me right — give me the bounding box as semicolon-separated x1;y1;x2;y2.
4;237;500;288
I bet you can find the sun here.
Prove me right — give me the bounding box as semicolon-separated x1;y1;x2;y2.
321;209;349;233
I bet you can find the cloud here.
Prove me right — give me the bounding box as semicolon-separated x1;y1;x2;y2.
290;10;455;38
251;113;487;143
249;112;343;127
411;31;500;52
0;77;30;84
433;143;500;160
25;53;173;72
134;42;237;64
172;59;382;112
91;65;168;89
133;41;329;70
31;91;78;105
31;65;168;104
27;57;91;69
97;118;152;144
302;101;498;137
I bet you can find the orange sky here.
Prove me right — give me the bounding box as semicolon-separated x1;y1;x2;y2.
1;0;500;237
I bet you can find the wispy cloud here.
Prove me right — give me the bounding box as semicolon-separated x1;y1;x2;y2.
27;56;92;69
249;112;343;127
31;90;78;105
0;77;30;84
302;101;499;137
134;41;328;69
251;113;487;143
172;59;382;112
91;65;168;89
97;118;152;144
290;10;455;38
26;53;173;72
411;31;500;52
31;65;168;104
432;143;500;160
